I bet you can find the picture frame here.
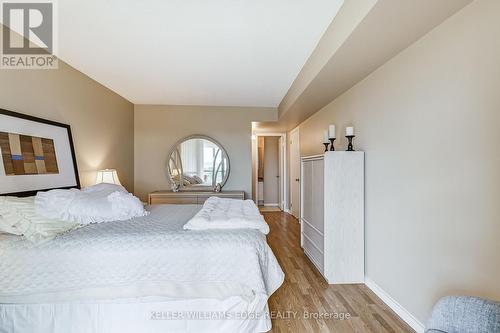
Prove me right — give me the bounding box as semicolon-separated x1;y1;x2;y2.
0;108;80;196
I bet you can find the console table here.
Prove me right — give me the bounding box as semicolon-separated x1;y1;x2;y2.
148;190;245;205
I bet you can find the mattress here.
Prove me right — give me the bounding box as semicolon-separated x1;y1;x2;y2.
0;204;284;333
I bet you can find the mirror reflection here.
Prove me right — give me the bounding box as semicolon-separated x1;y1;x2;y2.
168;136;230;191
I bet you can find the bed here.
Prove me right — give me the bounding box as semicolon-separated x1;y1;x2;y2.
0;111;284;332
0;204;284;333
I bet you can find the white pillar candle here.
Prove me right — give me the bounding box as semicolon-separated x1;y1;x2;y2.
323;130;329;143
328;124;336;138
346;126;354;136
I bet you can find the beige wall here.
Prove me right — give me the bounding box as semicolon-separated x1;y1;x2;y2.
134;105;276;201
293;0;500;322
263;136;280;205
0;30;134;191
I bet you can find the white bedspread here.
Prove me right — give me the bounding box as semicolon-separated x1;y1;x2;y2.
184;197;270;234
0;205;284;305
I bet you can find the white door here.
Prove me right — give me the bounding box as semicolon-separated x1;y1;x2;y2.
289;128;300;218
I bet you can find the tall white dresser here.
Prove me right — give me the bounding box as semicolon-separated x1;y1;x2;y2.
300;151;364;284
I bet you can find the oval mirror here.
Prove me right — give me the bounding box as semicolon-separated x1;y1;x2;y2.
167;135;230;191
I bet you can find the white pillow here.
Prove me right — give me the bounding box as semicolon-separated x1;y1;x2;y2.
0;196;79;244
35;184;148;224
193;176;204;184
82;183;126;193
182;174;197;185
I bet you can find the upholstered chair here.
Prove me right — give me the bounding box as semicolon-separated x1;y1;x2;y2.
425;295;500;333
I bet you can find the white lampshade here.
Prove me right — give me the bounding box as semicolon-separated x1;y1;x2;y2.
95;169;121;185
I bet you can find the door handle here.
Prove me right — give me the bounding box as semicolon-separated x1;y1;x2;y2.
295;178;299;182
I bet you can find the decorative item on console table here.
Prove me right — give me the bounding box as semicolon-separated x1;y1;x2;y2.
345;126;355;151
322;130;330;152
148;190;245;205
346;136;355;151
329;124;336;151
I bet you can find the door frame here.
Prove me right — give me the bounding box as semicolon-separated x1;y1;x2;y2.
252;132;287;211
289;126;300;217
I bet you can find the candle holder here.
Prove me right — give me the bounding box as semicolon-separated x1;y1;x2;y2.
346;135;355;151
323;142;329;152
329;138;336;151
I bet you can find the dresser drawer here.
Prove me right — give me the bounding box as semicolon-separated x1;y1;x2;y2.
197;196;210;204
197;194;244;204
149;196;197;205
301;219;324;253
302;235;324;274
149;191;245;205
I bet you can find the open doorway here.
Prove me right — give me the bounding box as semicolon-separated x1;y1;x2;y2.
252;133;287;212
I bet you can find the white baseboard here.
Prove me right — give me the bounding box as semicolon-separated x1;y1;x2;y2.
263;203;279;207
365;277;425;333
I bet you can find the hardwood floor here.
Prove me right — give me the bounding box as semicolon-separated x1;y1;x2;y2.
259;206;282;212
263;211;415;333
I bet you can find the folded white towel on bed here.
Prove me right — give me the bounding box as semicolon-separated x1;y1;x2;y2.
183;197;270;234
35;183;148;225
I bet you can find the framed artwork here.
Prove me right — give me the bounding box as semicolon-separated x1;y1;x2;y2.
0;108;80;196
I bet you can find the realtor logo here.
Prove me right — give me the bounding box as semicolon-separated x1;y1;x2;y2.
1;0;58;69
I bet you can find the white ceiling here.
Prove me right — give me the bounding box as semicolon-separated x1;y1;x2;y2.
55;0;344;106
